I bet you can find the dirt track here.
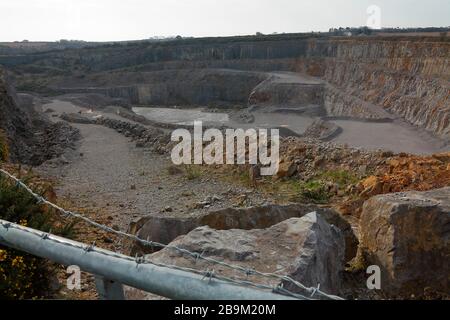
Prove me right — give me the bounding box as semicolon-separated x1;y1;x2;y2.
36;100;268;231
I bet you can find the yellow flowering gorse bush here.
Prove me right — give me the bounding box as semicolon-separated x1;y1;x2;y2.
0;169;76;299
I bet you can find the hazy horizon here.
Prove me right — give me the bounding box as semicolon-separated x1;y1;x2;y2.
0;0;449;42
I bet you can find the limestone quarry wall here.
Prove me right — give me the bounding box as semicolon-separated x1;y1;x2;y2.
320;40;450;138
3;37;449;138
127;39;448;138
57;69;267;106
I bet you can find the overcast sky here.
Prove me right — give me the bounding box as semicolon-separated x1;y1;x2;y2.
0;0;449;42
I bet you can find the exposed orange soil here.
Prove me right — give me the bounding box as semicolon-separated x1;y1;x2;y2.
359;152;450;197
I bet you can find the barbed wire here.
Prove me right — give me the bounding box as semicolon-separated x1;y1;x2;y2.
0;168;343;300
0;220;310;300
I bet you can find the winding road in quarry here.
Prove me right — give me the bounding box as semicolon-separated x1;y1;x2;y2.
265;71;324;84
36;100;269;231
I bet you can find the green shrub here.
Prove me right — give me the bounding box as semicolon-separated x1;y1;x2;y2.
299;180;330;204
0;172;76;299
184;165;202;180
280;179;330;204
317;169;359;187
292;170;359;203
287;169;360;203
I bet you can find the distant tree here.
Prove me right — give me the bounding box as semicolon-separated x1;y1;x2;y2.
360;26;373;35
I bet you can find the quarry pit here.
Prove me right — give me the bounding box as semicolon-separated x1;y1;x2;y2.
1;33;449;300
3;35;448;154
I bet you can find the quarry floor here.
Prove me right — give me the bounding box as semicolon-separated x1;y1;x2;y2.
133;106;448;155
36;98;449;233
37;100;272;231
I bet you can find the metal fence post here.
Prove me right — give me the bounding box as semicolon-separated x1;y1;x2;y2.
94;276;125;300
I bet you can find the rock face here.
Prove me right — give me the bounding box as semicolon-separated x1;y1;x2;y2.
59;93;131;109
324;84;395;121
322;40;450;139
146;212;345;296
57;69;268;107
0;67;80;165
248;73;324;107
359;187;450;296
5;37;448;139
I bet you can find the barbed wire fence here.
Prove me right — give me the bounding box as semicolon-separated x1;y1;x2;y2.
0;168;343;300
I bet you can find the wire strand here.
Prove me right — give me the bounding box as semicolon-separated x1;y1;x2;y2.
0;168;343;300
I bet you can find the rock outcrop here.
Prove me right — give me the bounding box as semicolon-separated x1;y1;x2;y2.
130;203;358;262
359;187;450;296
144;212;345;297
0;67;80;165
278;136;389;181
302;119;342;141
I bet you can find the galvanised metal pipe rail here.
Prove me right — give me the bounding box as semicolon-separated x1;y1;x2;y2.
0;219;297;300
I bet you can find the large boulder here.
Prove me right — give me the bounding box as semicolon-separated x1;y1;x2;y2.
130;204;318;255
129;216;199;252
276;157;297;178
143;212;345;297
359;187;450;296
130;204;358;261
